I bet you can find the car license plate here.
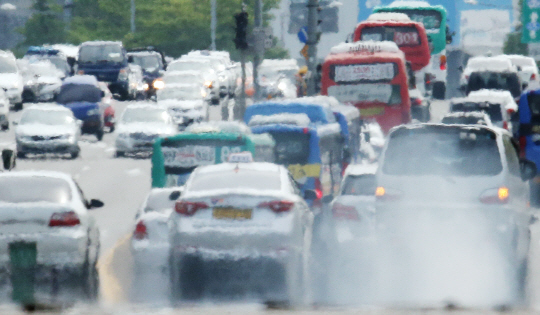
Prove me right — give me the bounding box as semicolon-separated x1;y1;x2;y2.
213;207;252;220
359;107;385;116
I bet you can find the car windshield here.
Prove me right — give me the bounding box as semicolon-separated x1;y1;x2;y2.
188;169;281;191
383;127;502;176
79;44;124;64
0;56;17;73
0;177;71;204
163;74;202;85
131;55;162;71
341;174;376;196
56;84;102;104
157;87;204;101
467;71;521;98
272;132;310;165
169;61;212;72
122;108;170;124
20;110;74;125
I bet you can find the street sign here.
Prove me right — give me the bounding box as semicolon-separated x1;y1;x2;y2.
297;26;308;44
300;44;309;60
523;0;540;43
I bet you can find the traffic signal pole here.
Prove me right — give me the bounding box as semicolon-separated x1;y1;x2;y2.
253;0;263;100
306;0;319;96
234;8;249;120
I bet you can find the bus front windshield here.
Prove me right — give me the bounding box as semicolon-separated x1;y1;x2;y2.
391;9;442;31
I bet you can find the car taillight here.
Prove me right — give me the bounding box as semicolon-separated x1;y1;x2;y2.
532;73;537;81
314;179;323;199
375;186;402;201
175;201;209;216
49;211;80;227
465;75;469;80
479;187;509;204
258;200;294;213
412;98;422;106
519;136;527;158
439;55;447;70
332;203;359;221
503;121;509;130
133;220;147;240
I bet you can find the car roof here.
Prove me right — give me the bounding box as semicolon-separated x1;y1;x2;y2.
194;162;283;175
0;170;73;182
345;163;378;176
389;122;504;136
81;40;122;47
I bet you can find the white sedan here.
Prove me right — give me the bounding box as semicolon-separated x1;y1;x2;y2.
15;104;81;159
169;159;315;303
114;103;178;157
0;171;103;300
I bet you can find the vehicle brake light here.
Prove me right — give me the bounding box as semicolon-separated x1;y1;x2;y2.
519;136;527;158
479;187;509;204
439;55;447;70
332;203;359;221
175;201;209;216
49;211;80;227
133;221;147;240
77;70;84;75
303;127;309;134
532;73;537;81
503;121;509;130
465;75;469;80
412;98;422;106
258;200;294;213
375;187;402;201
314;179;323;199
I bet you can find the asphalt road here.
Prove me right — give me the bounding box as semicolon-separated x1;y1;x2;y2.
2;99;540;315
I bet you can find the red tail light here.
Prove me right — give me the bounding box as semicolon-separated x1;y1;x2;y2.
314;179;323;199
332;203;359;221
49;211;80;227
133;221;148;240
519;136;527;158
465;75;469;80
412;98;422;106
532;73;537;81
175;201;209;216
258;200;294;213
503;121;509;130
480;187;509;204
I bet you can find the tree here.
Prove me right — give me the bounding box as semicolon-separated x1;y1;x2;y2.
20;0;67;46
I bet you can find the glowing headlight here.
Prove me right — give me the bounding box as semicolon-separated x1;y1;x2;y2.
204;81;213;88
153;79;165;90
143;83;150;91
201;88;208;98
87;108;99;116
278;81;288;91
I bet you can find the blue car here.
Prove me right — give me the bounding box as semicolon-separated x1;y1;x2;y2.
56;76;105;141
517;89;540;204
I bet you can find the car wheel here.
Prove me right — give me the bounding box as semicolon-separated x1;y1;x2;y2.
16;151;25;159
1;123;8;131
14;102;23;111
96;129;104;141
115;151;125;158
70;149;80;159
109;124;115;133
432;82;446;100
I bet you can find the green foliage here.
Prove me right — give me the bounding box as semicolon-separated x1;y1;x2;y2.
264;37;289;59
63;0;280;60
20;0;67;46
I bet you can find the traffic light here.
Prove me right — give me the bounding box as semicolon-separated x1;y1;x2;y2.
234;11;249;50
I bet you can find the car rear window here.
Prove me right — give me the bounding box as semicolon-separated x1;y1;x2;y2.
0;177;72;204
383;127;502;176
467;71;521;98
271;132;310;165
341;174;376;196
527;93;540;119
450;102;502;122
441;116;487;126
188;170;281;192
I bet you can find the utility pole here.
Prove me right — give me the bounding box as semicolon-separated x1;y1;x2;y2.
130;0;136;33
234;6;249;119
211;0;217;50
252;0;263;100
306;0;319;96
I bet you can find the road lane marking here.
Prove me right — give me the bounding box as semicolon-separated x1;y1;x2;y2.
97;233;131;303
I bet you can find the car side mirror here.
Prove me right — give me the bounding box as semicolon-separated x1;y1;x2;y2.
169;190;181;200
520;159;537;181
2;149;14;170
321;195;334;204
303;189;318;201
88;199;104;209
127;55;134;63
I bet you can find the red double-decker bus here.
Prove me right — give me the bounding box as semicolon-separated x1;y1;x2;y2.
321;41;411;134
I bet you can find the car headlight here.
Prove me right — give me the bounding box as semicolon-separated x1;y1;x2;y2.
153;79;165;90
143;83;150;91
87;108;100;116
278;81;288;91
204;80;213;88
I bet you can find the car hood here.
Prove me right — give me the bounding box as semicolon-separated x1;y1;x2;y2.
116;123;176;135
16;124;76;137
